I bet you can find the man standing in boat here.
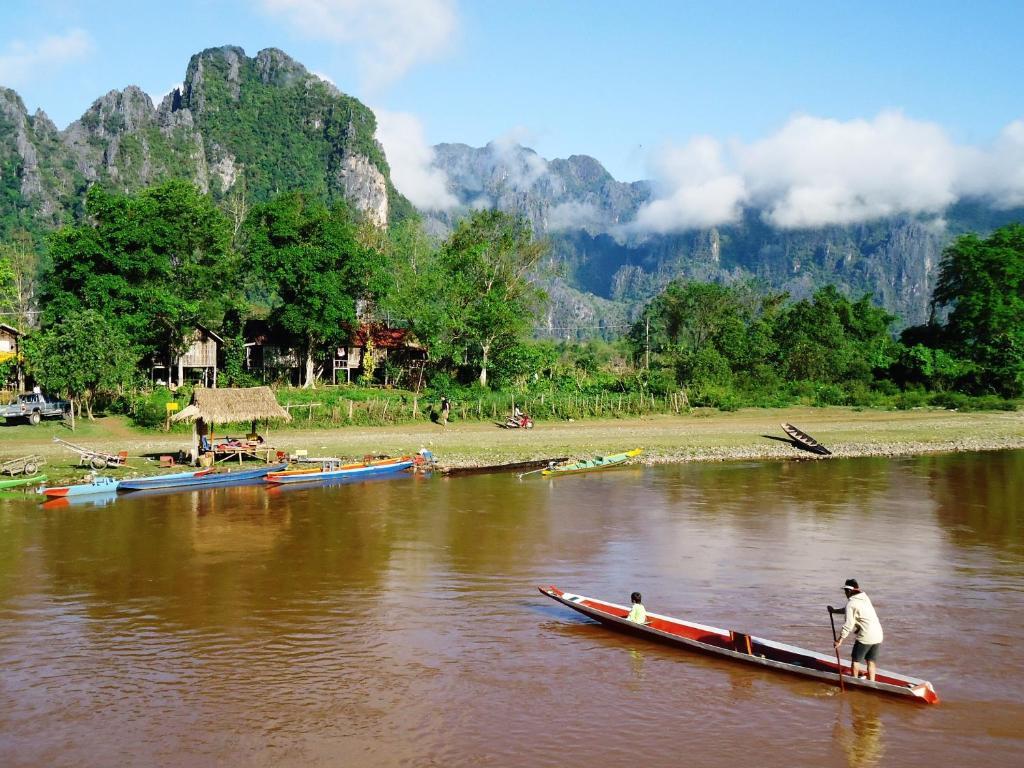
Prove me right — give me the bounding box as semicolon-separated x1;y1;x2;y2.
829;579;883;682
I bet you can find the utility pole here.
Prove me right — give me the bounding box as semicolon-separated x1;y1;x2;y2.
645;316;650;370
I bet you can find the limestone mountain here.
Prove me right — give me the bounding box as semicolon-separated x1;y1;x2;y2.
427;141;1024;331
0;45;411;247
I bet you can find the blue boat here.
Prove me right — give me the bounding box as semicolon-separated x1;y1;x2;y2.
40;475;121;498
118;463;288;491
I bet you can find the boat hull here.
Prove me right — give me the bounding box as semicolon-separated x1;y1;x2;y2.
41;478;121;497
541;448;643;477
267;457;414;484
0;474;46;489
118;463;287;491
539;586;938;705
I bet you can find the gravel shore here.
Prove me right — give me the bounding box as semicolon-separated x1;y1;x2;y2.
3;407;1021;483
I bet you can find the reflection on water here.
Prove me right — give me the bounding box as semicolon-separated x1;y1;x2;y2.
0;451;1022;766
833;699;885;768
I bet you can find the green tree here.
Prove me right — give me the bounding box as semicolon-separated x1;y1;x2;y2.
773;286;898;385
400;210;547;387
22;310;138;419
0;237;40;330
39;181;240;361
931;224;1024;396
243;191;387;387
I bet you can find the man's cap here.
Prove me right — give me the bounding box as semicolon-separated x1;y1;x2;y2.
843;578;860;591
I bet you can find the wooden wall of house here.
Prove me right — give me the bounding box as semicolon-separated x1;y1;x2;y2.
179;331;218;367
0;329;18;355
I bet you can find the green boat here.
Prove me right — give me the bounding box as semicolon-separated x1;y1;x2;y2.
0;474;47;489
541;448;643;477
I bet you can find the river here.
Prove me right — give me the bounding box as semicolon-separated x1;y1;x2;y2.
1;450;1022;766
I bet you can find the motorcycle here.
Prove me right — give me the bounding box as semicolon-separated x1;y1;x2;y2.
498;413;534;429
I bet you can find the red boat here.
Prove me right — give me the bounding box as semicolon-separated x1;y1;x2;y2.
539;586;939;705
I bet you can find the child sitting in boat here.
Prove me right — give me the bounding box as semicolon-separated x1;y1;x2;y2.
626;592;647;624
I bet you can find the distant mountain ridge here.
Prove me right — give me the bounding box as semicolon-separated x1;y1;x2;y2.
2;45;1022;337
426;141;1024;331
0;45;410;246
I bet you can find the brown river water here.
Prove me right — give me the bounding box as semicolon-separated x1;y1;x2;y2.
1;450;1022;767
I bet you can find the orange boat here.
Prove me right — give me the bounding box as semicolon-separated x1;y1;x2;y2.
266;456;414;484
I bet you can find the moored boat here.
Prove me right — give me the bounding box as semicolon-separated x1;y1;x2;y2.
540;448;643;477
266;456;414;484
781;423;832;456
539;586;939;704
40;475;121;498
0;474;46;489
118;463;288;491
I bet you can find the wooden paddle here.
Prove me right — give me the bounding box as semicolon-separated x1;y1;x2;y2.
828;606;846;692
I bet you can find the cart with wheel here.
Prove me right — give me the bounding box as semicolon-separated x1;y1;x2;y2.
0;454;47;476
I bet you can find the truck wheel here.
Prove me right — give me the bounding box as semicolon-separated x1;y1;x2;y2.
23;461;38;475
28;412;41;426
90;457;107;470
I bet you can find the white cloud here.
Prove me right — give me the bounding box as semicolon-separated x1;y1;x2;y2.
487;130;549;190
632;110;1024;233
374;107;458;211
0;29;93;87
740;112;958;228
956;119;1024;208
632;137;747;233
261;0;457;90
548;201;601;232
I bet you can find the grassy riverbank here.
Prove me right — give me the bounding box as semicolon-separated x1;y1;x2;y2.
1;407;1022;484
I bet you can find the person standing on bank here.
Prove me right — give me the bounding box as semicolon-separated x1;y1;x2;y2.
829;578;883;681
440;396;451;427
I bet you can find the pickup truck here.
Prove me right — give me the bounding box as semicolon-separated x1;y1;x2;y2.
3;392;71;425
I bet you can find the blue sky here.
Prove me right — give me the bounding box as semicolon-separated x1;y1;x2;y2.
2;1;1023;228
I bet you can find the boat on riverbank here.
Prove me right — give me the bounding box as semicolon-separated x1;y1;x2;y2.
441;458;568;477
40;475;121;498
266;456;414;484
539;586;939;704
540;448;643;477
118;463;288;491
0;474;46;489
781;423;832;455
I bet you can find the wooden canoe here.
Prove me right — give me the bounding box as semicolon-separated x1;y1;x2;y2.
539;586;939;705
781;423;832;456
265;456;414;484
541;448;643;477
441;458;569;477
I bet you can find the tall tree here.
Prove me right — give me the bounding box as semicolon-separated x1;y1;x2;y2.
243;192;387;387
0;235;40;331
40;181;239;360
932;224;1024;396
22;311;138;419
406;210;546;387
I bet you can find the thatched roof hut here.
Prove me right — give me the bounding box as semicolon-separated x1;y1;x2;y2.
172;386;291;425
171;387;290;464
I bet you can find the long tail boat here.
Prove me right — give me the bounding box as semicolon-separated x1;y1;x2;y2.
539;586;938;705
540;448;643;477
118;463;287;491
39;475;121;498
265;456;414;485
